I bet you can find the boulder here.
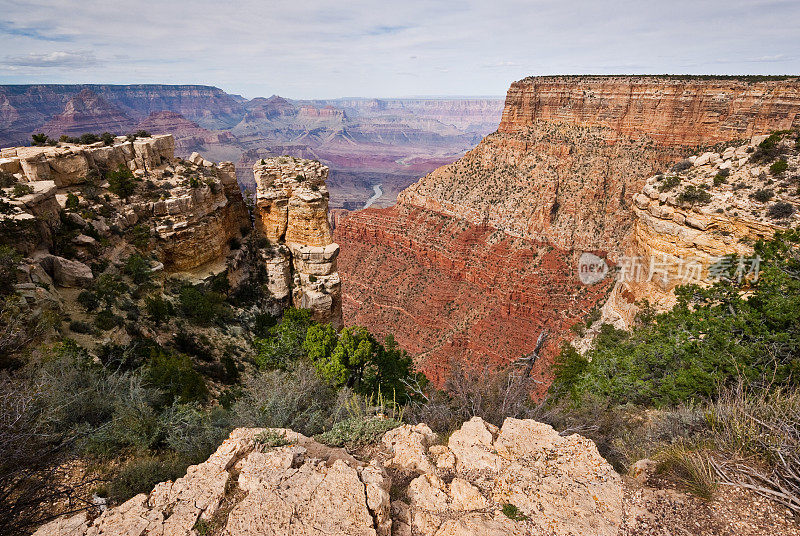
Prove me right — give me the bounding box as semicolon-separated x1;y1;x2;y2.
39;255;93;287
382;423;438;474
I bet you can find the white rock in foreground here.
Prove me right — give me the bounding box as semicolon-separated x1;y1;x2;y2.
34;418;622;536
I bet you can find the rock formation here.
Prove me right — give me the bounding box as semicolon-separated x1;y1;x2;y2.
0;84;504;211
33;418;622;536
334;76;800;384
603;133;799;329
253;157;343;328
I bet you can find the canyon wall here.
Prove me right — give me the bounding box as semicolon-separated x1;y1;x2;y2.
335;76;800;384
1;86;504;210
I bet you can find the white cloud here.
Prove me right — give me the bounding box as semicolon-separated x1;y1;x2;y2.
3;50;99;68
0;0;797;98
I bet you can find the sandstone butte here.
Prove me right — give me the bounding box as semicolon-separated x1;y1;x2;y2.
0;136;342;327
32;417;623;536
333;75;800;386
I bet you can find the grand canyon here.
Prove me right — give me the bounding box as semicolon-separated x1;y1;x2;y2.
3;1;800;533
0;85;504;209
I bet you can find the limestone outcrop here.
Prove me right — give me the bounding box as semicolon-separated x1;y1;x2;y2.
254;157;342;328
384;417;622;536
0;134;174;187
33;418;622;536
603;134;799;328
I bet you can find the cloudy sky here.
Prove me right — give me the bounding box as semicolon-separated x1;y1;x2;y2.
0;0;798;99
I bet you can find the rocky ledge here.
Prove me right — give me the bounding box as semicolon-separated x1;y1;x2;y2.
33;418;622;536
603;133;799;328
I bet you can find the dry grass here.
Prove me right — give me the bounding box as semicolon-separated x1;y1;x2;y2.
655;442;718;500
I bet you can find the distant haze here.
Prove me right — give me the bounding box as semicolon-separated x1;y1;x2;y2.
0;0;798;98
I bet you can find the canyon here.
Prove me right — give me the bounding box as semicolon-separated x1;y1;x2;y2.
334;76;800;385
0;134;343;338
0;85;504;210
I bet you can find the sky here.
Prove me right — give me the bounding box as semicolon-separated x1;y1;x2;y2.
0;0;798;99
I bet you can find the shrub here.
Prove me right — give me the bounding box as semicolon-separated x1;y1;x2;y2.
751;132;786;162
65;192;80;210
95;310;123;331
144;295;173;325
254;429;290;448
230;362;345;436
76;289;100;312
107;165;139;199
94;273;127;309
676;185;712;205
767;202;795;220
11;183;33;198
109;454;189;504
501;503;529;521
770;159;789;175
69;320;93;334
145;352;208;404
304;325;418;399
658;176;681;192
178;285;225;325
550;230;800;407
751;188;774;203
0;170;17;188
655;443;717;500
127;224;151;250
254;308;314;369
101;132;116;146
0;245;21;297
31;133;55;146
123;253;151;285
315;416;401;450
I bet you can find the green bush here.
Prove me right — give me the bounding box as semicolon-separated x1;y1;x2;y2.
677;185;712;205
767;202;795;219
11;183;33;198
178;285;225;325
550;230;800;407
127;224;151;250
752;188;775;203
144;295;173;326
254;429;291;448
109;454;189;504
123;253;151;285
107;165;139;199
658;175;681;192
77;289;100;312
69;320;93;334
254;308;314;369
145;352;208;404
751;132;786;162
304;325;418;399
65;192;80;210
0;245;21;297
95;310;123;331
770;159;789;175
230;362;344;436
315;416;401;450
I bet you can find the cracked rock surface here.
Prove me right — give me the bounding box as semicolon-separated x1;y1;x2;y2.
33;419;622;536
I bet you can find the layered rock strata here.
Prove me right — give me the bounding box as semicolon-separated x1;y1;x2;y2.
603;134;799;328
0;134;175;187
253;157;342;328
33;418;622;536
335;76;800;381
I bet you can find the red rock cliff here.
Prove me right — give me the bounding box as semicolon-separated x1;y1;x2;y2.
334;76;800;386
